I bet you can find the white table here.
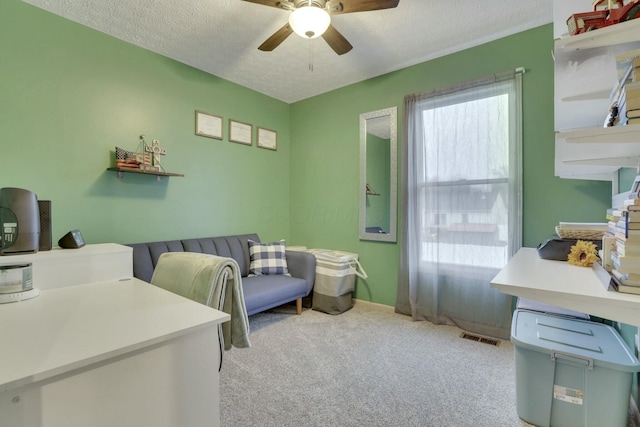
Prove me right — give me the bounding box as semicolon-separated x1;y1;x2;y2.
491;247;640;327
0;278;230;427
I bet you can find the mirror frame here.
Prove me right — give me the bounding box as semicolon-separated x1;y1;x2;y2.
359;106;397;242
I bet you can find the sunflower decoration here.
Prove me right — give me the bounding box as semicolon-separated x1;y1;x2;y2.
567;240;599;267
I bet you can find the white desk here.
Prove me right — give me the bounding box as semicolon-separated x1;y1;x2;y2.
0;278;230;427
491;247;640;327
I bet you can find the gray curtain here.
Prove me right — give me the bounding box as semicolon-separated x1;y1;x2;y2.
395;70;523;340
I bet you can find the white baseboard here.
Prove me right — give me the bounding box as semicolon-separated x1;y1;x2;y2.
353;298;395;314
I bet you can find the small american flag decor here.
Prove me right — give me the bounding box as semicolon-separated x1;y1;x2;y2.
115;147;152;170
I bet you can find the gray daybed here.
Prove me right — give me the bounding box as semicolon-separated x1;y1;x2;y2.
127;233;316;315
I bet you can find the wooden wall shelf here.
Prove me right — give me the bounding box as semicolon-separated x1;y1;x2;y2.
107;168;184;180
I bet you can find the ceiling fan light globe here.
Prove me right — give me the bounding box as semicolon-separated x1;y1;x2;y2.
289;6;331;39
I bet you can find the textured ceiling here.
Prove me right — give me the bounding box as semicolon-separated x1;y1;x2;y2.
22;0;553;103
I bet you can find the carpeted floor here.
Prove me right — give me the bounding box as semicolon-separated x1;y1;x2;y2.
219;301;639;427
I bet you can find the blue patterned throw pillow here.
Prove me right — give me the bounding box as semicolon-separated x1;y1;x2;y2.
248;239;290;276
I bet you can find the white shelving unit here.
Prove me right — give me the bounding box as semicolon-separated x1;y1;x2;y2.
553;2;640;185
555;17;640;51
557;124;640;144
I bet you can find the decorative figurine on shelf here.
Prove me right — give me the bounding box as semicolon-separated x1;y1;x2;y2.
567;0;640;36
567;240;599;267
145;139;167;172
115;146;139;170
137;134;163;172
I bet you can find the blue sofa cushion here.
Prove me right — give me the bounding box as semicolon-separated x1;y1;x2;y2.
242;274;308;316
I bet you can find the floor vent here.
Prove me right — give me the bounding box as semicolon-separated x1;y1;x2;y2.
460;332;501;347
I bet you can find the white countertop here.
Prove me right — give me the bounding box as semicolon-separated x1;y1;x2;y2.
491;247;640;327
0;278;230;392
0;243;129;265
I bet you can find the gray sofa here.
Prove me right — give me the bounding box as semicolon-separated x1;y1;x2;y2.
127;233;316;316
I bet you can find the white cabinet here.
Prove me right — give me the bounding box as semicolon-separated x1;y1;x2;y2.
554;0;640;183
0;243;133;291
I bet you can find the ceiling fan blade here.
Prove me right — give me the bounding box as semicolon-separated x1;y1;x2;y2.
322;24;353;55
258;23;294;51
329;0;399;14
242;0;283;9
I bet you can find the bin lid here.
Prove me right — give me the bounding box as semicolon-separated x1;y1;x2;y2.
516;298;590;320
308;249;359;263
511;309;640;372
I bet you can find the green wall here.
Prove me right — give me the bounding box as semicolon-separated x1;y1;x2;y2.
1;0;292;245
289;24;612;306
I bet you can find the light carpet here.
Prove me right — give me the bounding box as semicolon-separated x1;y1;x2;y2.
219;301;638;427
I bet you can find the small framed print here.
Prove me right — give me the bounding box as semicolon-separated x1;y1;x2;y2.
257;127;277;151
229;119;252;146
195;110;223;140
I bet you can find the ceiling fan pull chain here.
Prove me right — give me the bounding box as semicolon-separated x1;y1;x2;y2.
308;38;314;72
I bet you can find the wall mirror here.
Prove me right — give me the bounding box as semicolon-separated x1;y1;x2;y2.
359;106;397;242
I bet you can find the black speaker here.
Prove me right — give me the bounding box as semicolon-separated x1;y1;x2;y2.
58;230;85;249
38;200;52;251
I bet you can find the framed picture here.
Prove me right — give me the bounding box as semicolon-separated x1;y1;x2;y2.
257;127;277;151
195;110;223;140
229;119;253;146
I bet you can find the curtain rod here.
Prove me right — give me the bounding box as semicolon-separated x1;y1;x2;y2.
405;67;524;101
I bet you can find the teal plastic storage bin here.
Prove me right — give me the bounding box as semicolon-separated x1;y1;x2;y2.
511;309;640;427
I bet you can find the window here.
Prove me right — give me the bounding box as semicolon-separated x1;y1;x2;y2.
397;69;522;339
418;85;516;269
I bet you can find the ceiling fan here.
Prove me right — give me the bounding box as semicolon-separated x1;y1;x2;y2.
243;0;400;55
